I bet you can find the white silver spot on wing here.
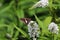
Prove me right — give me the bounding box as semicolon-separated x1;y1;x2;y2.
25;19;27;23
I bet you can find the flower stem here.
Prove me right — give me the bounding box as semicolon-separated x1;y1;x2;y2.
52;33;56;40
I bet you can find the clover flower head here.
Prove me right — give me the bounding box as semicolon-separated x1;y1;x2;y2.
28;21;40;38
32;0;49;8
48;22;59;34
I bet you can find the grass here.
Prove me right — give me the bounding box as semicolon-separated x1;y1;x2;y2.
0;0;60;40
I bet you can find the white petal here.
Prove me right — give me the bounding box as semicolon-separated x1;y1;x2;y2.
48;22;59;34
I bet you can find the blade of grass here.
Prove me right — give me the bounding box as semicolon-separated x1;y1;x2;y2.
13;24;28;37
34;15;43;28
0;0;14;14
43;16;52;27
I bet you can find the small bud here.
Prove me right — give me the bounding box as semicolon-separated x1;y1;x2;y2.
5;33;12;39
0;3;2;7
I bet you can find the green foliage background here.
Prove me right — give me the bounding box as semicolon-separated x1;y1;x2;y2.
0;0;60;40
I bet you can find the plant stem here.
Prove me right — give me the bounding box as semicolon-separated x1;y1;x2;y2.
52;33;56;40
49;0;57;22
51;33;53;40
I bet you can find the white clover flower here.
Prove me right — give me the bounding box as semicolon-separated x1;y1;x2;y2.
31;0;49;8
48;22;59;34
28;21;40;38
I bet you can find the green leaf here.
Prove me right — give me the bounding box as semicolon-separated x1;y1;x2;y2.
43;16;52;33
13;31;19;40
43;16;52;27
13;24;28;37
28;9;35;16
0;0;14;14
36;8;49;13
0;27;7;40
34;15;43;28
16;9;24;18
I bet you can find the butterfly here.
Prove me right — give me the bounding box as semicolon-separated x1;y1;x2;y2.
20;18;31;24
